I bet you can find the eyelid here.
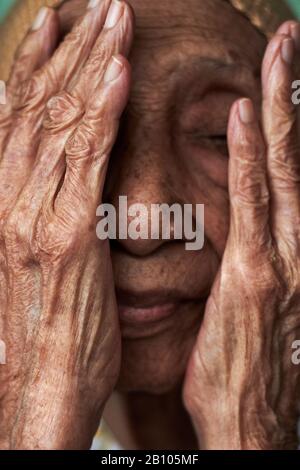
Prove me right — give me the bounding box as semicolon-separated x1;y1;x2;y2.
210;134;227;140
186;134;229;156
197;135;227;144
178;90;240;135
199;133;227;138
179;110;229;136
182;130;227;139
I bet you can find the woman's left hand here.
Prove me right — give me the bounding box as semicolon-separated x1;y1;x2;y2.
183;22;300;450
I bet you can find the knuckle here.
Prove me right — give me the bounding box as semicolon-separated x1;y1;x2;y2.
233;173;269;205
268;117;300;164
43;91;84;133
35;216;82;263
234;251;279;294
269;116;298;151
270;160;300;188
3;210;32;257
276;87;293;112
65;116;118;161
93;119;117;157
84;45;111;77
4;210;21;239
64;21;85;48
65;120;114;163
233;136;265;162
65;125;93;161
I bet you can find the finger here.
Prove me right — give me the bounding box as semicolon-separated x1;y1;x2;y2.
9;7;59;91
262;25;300;243
7;56;130;261
40;0;112;92
55;55;131;221
12;0;111;117
0;8;59;157
71;0;134;101
0;1;111;211
6;2;132;245
277;20;298;36
5;91;84;248
228;99;270;251
11;0;111;118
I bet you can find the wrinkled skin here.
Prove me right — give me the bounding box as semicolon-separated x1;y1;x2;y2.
0;0;299;450
184;23;300;449
0;0;133;449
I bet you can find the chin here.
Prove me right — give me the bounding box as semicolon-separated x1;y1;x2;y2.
116;301;204;394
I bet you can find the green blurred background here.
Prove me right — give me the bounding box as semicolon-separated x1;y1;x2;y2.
288;0;300;17
0;0;16;22
0;0;300;22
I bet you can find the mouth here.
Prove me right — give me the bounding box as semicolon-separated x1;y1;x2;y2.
118;302;177;324
116;288;204;333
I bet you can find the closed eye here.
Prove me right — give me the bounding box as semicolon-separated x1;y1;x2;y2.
186;132;228;156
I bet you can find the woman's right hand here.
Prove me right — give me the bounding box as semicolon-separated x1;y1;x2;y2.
0;0;133;449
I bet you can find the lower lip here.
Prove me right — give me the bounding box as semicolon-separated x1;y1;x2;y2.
118;303;177;324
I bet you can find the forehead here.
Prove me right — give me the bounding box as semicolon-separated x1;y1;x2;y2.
129;0;266;70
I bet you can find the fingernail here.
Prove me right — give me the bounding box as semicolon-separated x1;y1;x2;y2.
87;0;102;9
104;55;123;83
31;7;49;31
290;23;300;52
281;38;294;65
239;99;254;124
104;0;123;29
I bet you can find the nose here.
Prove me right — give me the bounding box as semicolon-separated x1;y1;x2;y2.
104;120;177;257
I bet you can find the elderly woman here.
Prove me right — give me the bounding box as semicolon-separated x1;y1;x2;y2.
0;0;299;450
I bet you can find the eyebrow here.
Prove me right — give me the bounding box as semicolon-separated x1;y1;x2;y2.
169;57;261;112
178;56;250;74
173;56;258;90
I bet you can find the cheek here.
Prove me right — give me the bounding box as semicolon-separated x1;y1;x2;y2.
189;174;229;257
181;145;229;189
174;157;230;256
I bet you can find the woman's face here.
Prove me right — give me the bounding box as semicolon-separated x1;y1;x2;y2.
64;0;267;393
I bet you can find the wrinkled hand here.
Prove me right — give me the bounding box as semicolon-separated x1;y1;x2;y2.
0;0;133;449
184;22;300;450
